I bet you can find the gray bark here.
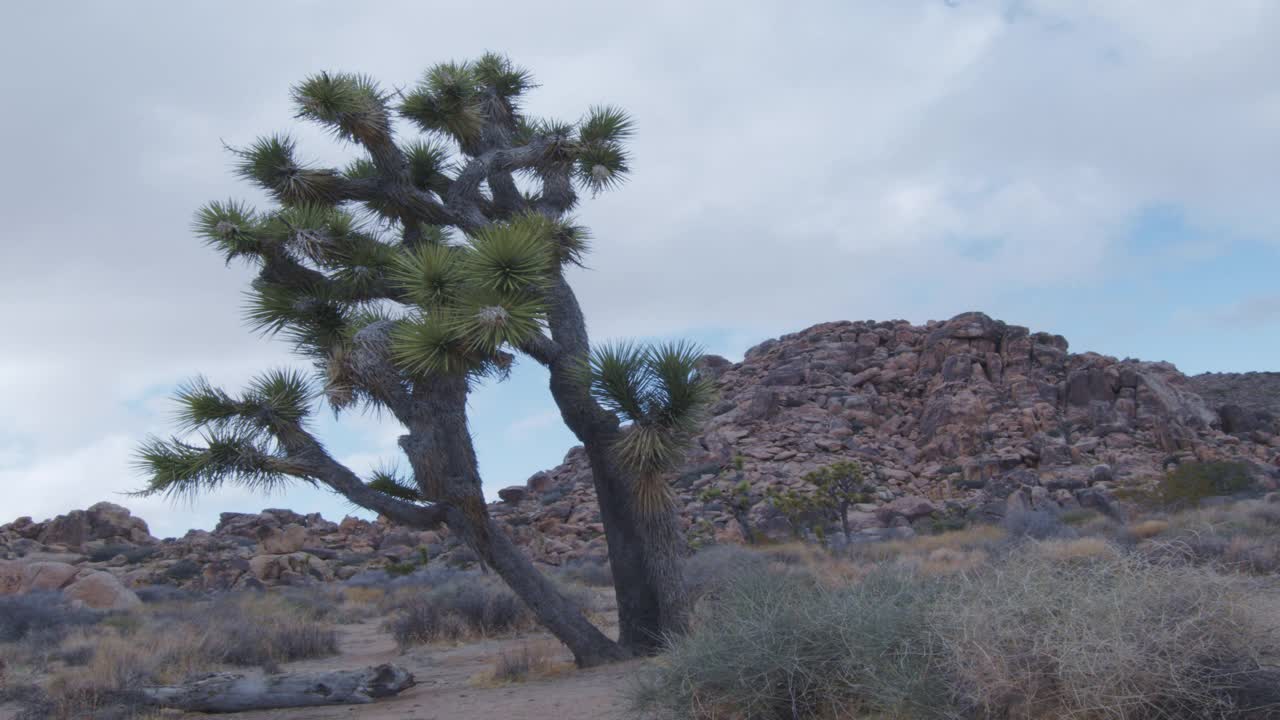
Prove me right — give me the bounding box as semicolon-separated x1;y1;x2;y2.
540;272;690;650
139;664;414;713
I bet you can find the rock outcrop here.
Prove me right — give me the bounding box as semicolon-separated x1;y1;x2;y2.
2;312;1276;590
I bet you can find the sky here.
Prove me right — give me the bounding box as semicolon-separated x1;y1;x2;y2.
1;0;1277;539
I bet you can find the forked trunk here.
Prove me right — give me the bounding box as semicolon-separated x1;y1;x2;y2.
446;507;630;667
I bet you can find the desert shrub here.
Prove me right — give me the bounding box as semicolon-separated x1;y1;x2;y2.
1158;461;1256;508
86;544;160;564
0;592;102;643
133;584;199;604
1061;508;1101;526
682;544;772;602
1002;507;1071;540
555;557;613;587
162;559;201;581
386;595;466;646
1147;499;1280;575
935;552;1280;718
195;593;337;666
633;549;1280;719
631;567;948;719
383;577;535;648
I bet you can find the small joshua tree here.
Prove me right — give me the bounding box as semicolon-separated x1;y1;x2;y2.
769;460;872;544
697;457;759;544
803;460;873;543
134;55;709;664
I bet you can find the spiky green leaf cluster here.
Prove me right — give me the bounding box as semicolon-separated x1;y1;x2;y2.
136;370;319;500
404;140;453;195
802;461;872;505
584;341;714;511
233;135;343;206
389;312;480;376
292;72;390;144
245;280;349;357
399;61;485;145
367;465;424;501
134;431;294;500
575;105;633;195
385;216;555;373
194;200;260;261
473;52;535;102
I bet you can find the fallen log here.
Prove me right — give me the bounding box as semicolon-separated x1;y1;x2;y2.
139;663;414;713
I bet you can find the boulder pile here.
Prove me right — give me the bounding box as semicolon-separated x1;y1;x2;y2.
2;312;1277;592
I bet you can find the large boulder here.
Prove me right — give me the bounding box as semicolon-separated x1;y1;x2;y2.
259;524;308;555
64;571;141;610
21;561;80;592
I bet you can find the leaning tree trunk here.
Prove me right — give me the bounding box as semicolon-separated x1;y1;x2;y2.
399;377;627;667
544;275;690;651
139;664;414;713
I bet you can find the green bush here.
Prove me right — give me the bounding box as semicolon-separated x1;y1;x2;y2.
631;549;1280;719
631;568;949;719
1158;461;1255;507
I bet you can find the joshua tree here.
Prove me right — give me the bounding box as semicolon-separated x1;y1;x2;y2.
697;457;758;544
134;55;709;663
769;460;872;544
803;460;872;543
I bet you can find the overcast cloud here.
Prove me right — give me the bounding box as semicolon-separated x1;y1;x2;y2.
2;0;1277;537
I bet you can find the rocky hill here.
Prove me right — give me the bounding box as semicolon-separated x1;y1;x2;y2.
3;312;1278;594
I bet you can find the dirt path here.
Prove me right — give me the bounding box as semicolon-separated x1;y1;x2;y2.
199;620;643;720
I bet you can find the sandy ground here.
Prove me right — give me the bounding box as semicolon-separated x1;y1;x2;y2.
180;620;644;720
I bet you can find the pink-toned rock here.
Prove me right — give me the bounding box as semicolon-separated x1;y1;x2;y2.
64;571;140;610
259;524;307;555
21;561;79;592
498;486;527;504
0;560;24;594
877;496;938;522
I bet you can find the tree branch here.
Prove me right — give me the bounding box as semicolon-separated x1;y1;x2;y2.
518;331;562;367
447;137;556;229
347;320;414;419
275;422;447;529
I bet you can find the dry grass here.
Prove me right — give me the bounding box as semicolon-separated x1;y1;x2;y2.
632;541;1280;720
1130;519;1170;539
1036;536;1118;562
474;639;571;686
858;524;1007;561
0;590;338;720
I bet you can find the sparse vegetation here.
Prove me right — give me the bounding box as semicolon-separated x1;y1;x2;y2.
632;540;1280;719
0;589;339;720
382;576;536;648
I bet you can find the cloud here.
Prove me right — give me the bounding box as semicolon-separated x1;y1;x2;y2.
2;0;1278;532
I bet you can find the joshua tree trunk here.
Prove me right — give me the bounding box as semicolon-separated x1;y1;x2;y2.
399;374;627;667
540;274;690;650
839;500;852;544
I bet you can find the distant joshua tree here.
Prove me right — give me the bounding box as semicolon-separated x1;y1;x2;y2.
135;55;710;665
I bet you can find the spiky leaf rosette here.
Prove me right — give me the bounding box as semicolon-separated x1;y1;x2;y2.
390;243;465;309
473;52;535;104
575;105;633;195
233;135;343;206
450;287;546;354
404;139;453;196
195;200;261;262
399;61;484;146
463;218;555;294
134;431;297;500
367;465;423;502
584;340;714;513
292;72;390;144
390;312;480;377
245;280;349;357
136;369;318;500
